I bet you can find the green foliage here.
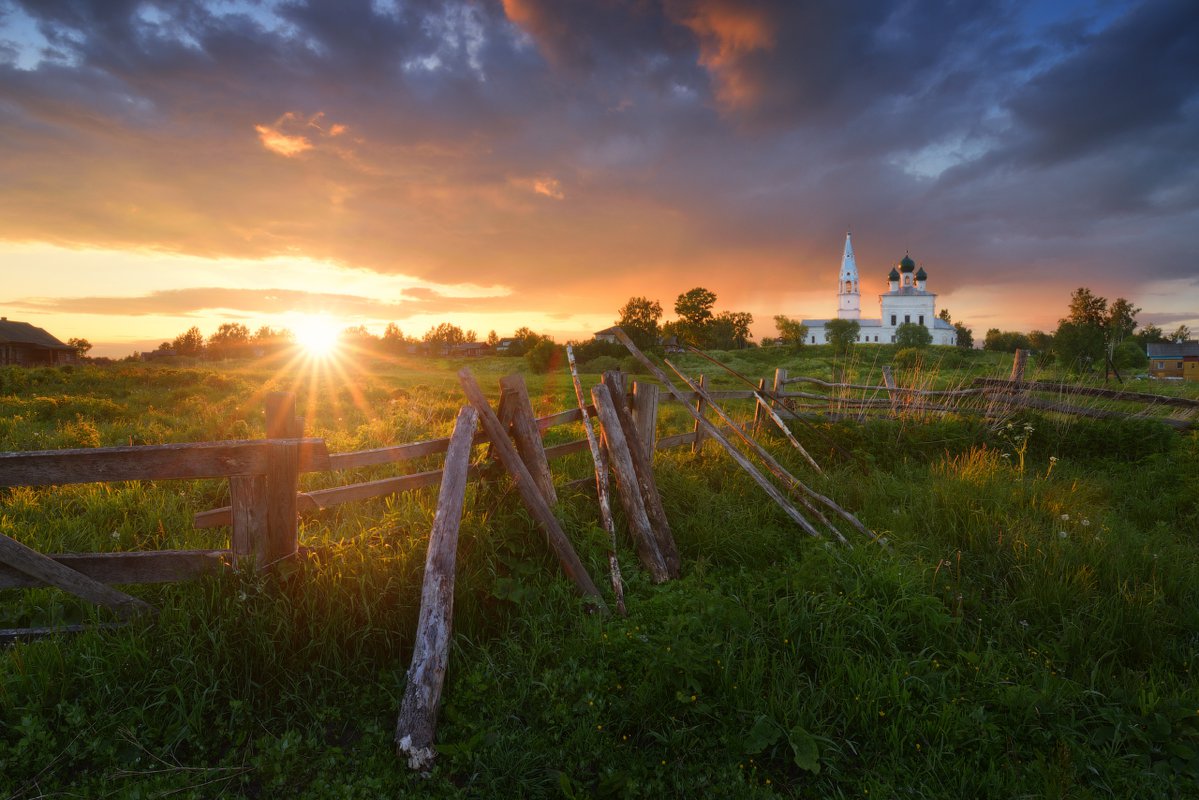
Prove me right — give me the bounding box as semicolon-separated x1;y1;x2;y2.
1;360;1197;798
525;340;563;373
1111;340;1148;370
773;315;809;349
893;347;921;368
616;296;663;349
894;322;932;348
983;328;1030;353
824;319;860;354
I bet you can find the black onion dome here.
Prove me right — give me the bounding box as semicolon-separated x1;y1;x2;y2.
915;267;927;280
899;255;916;273
888;267;900;281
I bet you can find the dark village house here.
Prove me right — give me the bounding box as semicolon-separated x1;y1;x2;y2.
0;317;78;366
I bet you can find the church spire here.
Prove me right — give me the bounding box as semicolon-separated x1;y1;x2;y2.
837;232;861;319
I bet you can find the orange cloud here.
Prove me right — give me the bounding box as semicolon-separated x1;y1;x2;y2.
255;112;350;157
532;177;565;200
671;1;775;109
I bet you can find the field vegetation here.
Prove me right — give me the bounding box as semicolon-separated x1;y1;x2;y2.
2;347;1198;798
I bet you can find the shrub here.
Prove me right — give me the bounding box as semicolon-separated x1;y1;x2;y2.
525;340;564;374
893;347;922;368
620;355;649;375
581;355;621;374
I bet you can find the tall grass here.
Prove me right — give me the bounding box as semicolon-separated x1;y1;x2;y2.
2;356;1198;798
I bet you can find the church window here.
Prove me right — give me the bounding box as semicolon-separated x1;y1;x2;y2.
904;314;910;324
891;335;896;343
874;336;878;342
890;314;896;325
919;315;924;326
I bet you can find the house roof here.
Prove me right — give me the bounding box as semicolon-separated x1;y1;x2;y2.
0;318;74;350
1148;342;1199;358
594;326;620;336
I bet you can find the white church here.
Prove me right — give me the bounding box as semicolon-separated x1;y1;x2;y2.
802;234;956;346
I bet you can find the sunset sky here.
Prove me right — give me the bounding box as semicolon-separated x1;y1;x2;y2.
1;0;1196;357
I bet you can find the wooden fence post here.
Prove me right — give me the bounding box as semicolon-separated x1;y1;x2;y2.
752;378;767;435
499;374;556;506
591;384;670;583
631;381;659;458
1009;349;1028;385
265;391;301;438
263;441;300;567
772;368;787;401
881;366;899;416
395;405;478;770
229;475;267;564
692;374;708;453
601;372;679;577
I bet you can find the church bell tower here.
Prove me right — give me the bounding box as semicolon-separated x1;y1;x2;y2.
837;232;861;319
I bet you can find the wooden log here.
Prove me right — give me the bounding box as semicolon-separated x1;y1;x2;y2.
783;375;985;397
752;378;767;436
263;442;300;567
229;474;267;562
499;374;557;506
631;381;659;457
0;439;329;488
458;368;604;604
0;549;229;590
0;533;155;618
591;384;670;584
1002;394;1193;430
1;622;128;645
266;392;302;438
612;328;843;541
602;372;680;577
692;374;708;453
567;346;625;616
395;406;478;770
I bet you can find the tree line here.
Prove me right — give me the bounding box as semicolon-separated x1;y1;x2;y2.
616;288;754;350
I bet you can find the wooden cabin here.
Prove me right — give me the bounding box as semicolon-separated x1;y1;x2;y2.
0;317;78;366
1147;342;1199;380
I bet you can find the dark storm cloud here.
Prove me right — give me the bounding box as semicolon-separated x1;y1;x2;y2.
0;0;1195;329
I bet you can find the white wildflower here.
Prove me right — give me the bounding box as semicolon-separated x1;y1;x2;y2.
1060;513;1070;521
1058;531;1068;539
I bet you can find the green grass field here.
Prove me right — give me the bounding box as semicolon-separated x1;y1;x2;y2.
2;349;1198;798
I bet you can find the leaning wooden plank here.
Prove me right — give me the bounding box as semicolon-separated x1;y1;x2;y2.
395;405;478;771
631;381;660;456
602;372;680;577
0;534;155;618
458;369;604;604
0;439;329;488
611;328;828;540
751;391;823;474
972;378;1199;409
568;346;626;616
500;374;557;505
0;550;229;590
664;360;835;543
593;384;669;584
1003;395;1193;430
1;622;128;645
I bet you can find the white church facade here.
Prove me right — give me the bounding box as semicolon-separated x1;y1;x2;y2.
802;234;956;346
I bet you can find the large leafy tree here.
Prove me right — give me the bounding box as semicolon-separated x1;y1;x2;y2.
616;296;663;348
773;315;809;349
825;319;860;354
1054;287;1142;373
423;322;468;347
895;322;932;348
674;287;716;344
172;326;205;357
1171;325;1192;343
984;329;1031;352
207;322;251;360
66;337;92;357
710;311;754;349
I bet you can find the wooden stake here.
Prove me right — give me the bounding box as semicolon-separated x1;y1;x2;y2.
263;441;300;567
752;378;767;436
882;366;899;416
631;381;659;458
396;405;478;770
457;368;604;604
499;374;557;506
229;474;266;564
566;346;626;615
692;374;708;453
591;384;670;583
752;391;823;474
601;372;680;577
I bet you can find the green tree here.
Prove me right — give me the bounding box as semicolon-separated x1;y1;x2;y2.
773;315;809;349
1105;298;1140;345
895;322;932;348
825;319;860;354
381;322;410;352
953;322;974;350
984;329;1031;352
674;287;717;345
1134;324;1166;345
172;326;205;357
616;296;663;349
486;330;499;346
207;322;251;360
66;337;92;357
525;339;563;373
1067;287;1107;328
1053;321;1104;372
710;311;754;349
1170;324;1192;343
1111;340;1148;370
423;323;468;348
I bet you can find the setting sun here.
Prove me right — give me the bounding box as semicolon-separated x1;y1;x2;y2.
293;315;341;357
